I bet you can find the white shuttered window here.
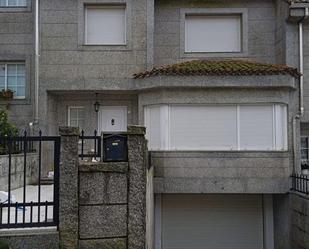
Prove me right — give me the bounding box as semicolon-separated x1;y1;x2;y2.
144;104;287;151
85;6;126;45
170;105;237;150
239;105;274;150
185;15;241;53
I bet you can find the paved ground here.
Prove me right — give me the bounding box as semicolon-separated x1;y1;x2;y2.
1;185;54;225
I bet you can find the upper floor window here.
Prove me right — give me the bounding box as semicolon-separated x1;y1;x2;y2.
85;5;126;45
185;14;241;53
0;0;27;7
68;106;85;130
0;63;25;99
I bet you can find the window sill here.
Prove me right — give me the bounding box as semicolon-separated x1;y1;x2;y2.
0;98;30;105
181;51;248;59
79;44;131;51
0;6;30;12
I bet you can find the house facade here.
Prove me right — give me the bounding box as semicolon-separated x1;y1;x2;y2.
0;0;308;248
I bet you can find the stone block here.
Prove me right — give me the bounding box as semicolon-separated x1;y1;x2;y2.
79;238;126;249
79;172;127;205
0;232;59;249
79;205;127;239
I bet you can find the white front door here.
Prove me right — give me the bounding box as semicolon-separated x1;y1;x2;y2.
98;106;127;132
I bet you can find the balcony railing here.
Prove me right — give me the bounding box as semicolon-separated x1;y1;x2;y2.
291;173;309;195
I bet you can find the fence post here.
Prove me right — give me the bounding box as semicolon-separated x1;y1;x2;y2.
59;126;79;249
127;126;147;249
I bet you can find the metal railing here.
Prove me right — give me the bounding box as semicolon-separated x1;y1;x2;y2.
0;131;60;229
0;134;35;155
291;173;309;195
79;130;101;161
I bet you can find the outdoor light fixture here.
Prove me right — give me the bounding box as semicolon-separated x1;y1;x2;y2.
94;93;100;113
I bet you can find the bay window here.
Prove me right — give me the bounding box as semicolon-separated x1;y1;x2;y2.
144;104;288;151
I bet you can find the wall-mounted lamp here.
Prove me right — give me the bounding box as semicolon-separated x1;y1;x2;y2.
94;93;100;113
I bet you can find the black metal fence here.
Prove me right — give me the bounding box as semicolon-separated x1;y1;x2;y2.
79;131;130;163
0;132;60;229
79;130;101;161
291;173;309;195
0;135;35;155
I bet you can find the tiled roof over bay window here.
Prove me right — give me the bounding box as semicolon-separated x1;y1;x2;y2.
133;60;300;79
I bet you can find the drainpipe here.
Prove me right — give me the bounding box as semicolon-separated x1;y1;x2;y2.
34;0;40;124
298;7;309;117
293;7;309;173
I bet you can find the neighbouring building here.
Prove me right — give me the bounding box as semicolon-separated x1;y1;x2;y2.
0;0;309;248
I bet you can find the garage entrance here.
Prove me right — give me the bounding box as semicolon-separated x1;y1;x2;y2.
158;195;265;249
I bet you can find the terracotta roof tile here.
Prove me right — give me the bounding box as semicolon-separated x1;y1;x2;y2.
133;60;300;79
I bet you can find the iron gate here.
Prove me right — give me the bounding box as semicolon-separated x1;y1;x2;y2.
0;132;60;229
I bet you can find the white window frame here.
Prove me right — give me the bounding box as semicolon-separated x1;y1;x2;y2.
144;104;288;151
184;14;242;53
68;106;85;129
0;62;26;99
84;5;127;45
301;136;309;165
0;0;27;7
180;8;248;58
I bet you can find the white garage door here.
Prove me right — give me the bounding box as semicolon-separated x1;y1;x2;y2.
161;195;264;249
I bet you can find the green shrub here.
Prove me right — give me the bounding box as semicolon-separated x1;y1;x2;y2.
0;240;11;249
0;109;19;137
0;110;19;155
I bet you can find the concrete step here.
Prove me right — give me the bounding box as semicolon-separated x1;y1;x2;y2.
40;178;54;185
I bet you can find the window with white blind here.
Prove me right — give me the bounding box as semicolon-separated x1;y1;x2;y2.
68;107;85;129
185;15;242;53
144;104;288;151
85;5;126;45
301;136;309;165
0;0;27;7
0;63;26;98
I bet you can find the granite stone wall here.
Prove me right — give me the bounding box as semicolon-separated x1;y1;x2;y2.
59;125;148;249
0;153;38;191
290;193;309;249
273;193;309;249
0;229;59;249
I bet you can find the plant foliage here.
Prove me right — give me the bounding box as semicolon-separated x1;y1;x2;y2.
0;109;19;137
0;110;19;155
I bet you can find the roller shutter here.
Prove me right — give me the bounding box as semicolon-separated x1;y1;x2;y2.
161;195;264;249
